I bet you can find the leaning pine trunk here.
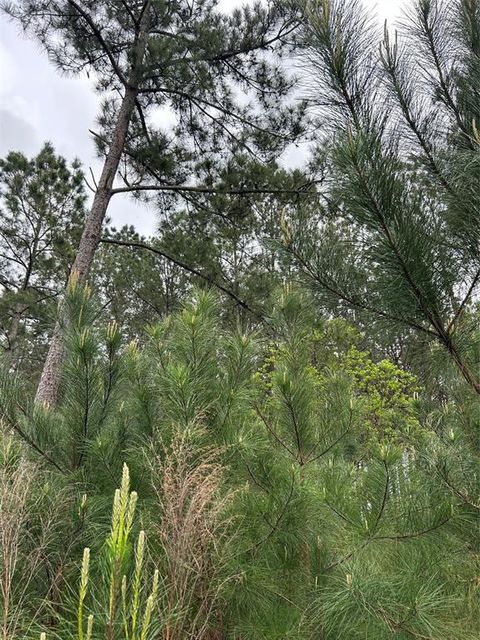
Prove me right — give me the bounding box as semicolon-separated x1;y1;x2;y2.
36;3;152;407
35;86;139;406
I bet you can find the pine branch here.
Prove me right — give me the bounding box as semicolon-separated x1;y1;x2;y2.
380;26;456;196
286;242;438;337
375;515;452;541
325;514;452;570
439;465;480;510
254;404;296;458
446;265;480;332
373;460;390;531
137;85;293;141
1;403;65;473
281;392;304;464
207;19;299;63
90;127;315;199
305;426;351;465
111;183;314;197
99;236;266;323
347;142;447;339
250;470;296;552
65;0;128;85
414;0;470;142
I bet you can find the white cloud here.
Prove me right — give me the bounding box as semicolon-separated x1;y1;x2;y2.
0;108;39;156
0;17;157;235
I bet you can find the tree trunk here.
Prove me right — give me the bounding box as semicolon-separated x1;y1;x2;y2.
35;85;139;406
6;302;24;357
446;338;480;396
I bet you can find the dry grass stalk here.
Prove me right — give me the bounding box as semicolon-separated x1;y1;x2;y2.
150;430;236;640
0;435;68;639
0;443;38;640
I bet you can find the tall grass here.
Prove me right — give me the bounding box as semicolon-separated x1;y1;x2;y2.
150;430;236;640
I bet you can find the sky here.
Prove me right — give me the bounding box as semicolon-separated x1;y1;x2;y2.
0;1;404;235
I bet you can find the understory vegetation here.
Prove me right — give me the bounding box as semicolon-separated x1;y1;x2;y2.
2;286;479;639
1;0;480;638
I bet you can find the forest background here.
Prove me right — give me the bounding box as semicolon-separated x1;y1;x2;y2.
0;1;479;639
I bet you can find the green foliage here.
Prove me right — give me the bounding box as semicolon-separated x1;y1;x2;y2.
3;1;480;639
2;0;306;206
342;346;423;446
93;225;189;338
256;296;423;450
40;464;159;640
281;0;480;395
0;286;479;638
154;158;313;323
0;143;86;374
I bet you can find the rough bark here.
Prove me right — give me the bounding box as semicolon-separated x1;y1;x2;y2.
35;7;150;406
35;86;138;406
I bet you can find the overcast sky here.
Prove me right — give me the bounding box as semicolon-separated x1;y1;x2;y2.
0;0;404;235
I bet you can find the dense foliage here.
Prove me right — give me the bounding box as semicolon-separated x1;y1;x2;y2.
1;1;480;639
1;286;478;639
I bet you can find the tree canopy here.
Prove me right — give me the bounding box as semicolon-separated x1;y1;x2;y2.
0;1;480;639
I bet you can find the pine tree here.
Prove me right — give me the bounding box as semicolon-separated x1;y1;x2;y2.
95;224;188;337
1;286;479;638
281;0;480;395
2;0;306;406
0;144;85;373
148;158;312;324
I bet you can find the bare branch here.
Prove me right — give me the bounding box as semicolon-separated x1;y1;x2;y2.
99;236;266;323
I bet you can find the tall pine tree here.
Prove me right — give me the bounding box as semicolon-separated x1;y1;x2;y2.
2;0;306;405
0;144;85;371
